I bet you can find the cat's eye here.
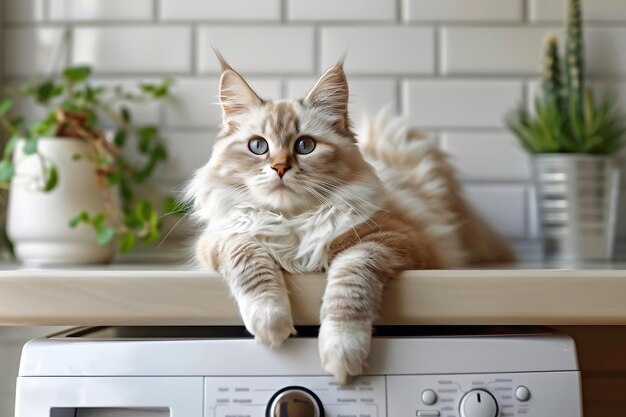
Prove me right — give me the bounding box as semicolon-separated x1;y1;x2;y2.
248;137;269;155
295;136;316;155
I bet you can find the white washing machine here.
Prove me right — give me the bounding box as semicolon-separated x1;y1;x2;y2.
15;326;582;417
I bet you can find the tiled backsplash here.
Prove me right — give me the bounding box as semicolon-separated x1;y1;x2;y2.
3;0;626;248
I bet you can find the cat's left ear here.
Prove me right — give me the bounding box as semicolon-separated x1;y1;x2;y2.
215;50;263;127
304;61;350;128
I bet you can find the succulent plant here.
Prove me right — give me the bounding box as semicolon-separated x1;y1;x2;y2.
507;0;626;155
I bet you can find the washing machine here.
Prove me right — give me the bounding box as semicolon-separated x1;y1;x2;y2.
15;326;582;417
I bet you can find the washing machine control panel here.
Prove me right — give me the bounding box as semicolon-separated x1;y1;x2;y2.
204;371;580;417
205;376;385;417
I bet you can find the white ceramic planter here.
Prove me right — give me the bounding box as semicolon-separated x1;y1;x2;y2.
7;138;115;265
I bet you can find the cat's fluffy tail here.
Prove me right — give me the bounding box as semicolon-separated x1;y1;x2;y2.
356;109;515;266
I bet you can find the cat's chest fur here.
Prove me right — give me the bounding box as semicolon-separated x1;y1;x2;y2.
212;205;368;274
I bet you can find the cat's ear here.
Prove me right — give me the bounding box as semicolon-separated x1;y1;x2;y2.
304;61;349;124
216;51;263;126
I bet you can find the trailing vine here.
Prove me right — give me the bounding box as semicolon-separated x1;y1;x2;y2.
0;66;187;253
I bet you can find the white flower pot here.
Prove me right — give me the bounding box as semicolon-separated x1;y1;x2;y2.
7;137;115;265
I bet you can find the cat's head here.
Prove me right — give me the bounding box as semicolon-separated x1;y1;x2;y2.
189;55;380;218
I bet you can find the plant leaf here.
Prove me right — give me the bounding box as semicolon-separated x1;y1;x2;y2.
135;200;153;222
0;99;13;116
35;81;59;104
43;166;58;192
113;130;126;147
137;125;157;153
95;226;115;245
91;212;106;228
23;137;39;155
121;107;131;124
0;160;15;182
140;79;172;99
63;66;92;82
3;136;19;158
118;232;136;253
68;210;90;228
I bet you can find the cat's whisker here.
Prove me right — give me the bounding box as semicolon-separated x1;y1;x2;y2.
302;180;377;228
299;180;373;235
157;212;190;248
309;174;388;212
298;183;363;244
311;187;364;244
307;178;384;213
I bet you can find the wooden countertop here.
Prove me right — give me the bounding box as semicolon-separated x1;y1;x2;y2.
0;263;625;326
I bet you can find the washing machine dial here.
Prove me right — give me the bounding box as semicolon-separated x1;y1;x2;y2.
459;389;498;417
266;386;324;417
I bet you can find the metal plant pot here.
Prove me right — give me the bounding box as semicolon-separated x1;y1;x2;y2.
532;155;620;262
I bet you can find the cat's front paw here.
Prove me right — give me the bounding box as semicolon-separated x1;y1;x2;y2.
318;320;372;385
240;296;295;347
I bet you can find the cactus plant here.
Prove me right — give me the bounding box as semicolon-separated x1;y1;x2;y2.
564;0;585;111
542;34;564;111
507;0;626;154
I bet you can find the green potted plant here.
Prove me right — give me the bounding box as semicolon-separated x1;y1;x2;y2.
0;66;183;265
508;0;626;261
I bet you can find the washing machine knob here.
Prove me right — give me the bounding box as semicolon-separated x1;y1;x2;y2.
266;386;324;417
459;389;498;417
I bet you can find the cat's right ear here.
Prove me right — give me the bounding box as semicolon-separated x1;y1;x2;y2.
216;50;263;127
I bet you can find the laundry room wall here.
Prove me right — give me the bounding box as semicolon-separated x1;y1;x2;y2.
5;0;626;253
0;327;60;417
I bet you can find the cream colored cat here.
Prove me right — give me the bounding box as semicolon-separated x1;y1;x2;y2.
186;55;514;384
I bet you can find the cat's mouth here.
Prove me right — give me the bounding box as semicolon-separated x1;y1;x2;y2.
269;181;292;192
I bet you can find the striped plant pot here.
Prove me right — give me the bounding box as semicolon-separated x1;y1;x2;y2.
532;155;621;262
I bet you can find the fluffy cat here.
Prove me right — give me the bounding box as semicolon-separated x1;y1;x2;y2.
186;55;514;384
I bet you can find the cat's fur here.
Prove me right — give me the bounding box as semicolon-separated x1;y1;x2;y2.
186;56;514;384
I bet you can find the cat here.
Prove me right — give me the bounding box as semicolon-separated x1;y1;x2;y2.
186;54;514;384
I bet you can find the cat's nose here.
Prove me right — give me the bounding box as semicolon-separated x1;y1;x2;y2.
271;163;291;178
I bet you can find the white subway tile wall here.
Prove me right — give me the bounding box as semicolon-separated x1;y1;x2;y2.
72;26;192;74
440;27;561;75
3;0;626;243
402;80;523;128
320;27;434;74
3;27;67;76
404;0;522;22
440;132;531;181
288;0;396;22
197;26;315;74
49;0;154;21
160;0;281;22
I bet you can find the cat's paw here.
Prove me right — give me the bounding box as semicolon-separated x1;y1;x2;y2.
240;296;295;348
318;320;372;385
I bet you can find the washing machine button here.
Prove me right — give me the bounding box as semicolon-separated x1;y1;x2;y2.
515;386;531;402
417;411;440;416
421;389;438;405
459;389;498;417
